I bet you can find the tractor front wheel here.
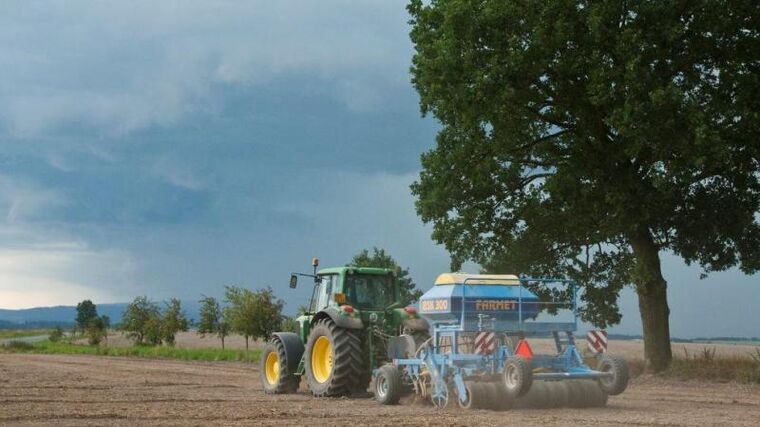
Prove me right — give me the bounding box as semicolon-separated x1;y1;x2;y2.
304;318;363;397
260;338;299;394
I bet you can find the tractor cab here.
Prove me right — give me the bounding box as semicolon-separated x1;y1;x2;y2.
307;267;396;311
290;263;404;343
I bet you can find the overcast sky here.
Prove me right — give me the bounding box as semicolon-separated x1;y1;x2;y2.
0;1;757;338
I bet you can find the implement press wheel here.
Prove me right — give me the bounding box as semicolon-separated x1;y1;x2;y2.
503;356;533;398
597;355;629;395
374;364;402;405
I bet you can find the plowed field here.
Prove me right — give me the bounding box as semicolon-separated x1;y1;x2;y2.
1;354;758;426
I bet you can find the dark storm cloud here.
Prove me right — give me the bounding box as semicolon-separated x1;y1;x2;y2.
0;0;448;309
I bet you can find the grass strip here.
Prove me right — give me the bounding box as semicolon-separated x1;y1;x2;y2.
1;339;261;363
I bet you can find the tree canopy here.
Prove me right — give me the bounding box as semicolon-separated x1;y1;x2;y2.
160;298;189;347
121;296;161;345
197;295;228;348
75;300;98;332
197;295;221;336
224;285;284;349
349;247;423;306
408;0;759;371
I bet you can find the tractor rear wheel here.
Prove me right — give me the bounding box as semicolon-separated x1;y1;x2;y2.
304;318;363;397
260;338;300;394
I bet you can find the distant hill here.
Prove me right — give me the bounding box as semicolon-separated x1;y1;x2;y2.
0;300;202;329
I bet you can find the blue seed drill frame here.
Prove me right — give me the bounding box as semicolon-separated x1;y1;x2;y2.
392;277;615;407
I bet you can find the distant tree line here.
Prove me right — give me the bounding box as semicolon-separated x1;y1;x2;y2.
120;297;189;346
48;247;418;350
116;285;288;350
57;288;286;350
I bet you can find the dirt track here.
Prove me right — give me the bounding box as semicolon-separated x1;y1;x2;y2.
1;354;759;426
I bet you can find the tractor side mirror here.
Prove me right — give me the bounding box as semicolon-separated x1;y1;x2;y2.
289;274;298;289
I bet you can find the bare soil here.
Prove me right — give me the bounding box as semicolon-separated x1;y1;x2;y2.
1;353;759;426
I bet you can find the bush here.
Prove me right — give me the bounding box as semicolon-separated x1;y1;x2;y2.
86;316;109;345
48;327;65;343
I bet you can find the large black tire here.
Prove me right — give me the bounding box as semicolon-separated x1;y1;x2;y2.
597;355;629;395
503;356;533;398
374;364;402;405
304;318;364;397
260;338;300;394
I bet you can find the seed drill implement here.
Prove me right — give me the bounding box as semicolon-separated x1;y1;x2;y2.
374;273;629;410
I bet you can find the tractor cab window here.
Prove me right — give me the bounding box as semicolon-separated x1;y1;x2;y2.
345;274;394;309
313;275;336;311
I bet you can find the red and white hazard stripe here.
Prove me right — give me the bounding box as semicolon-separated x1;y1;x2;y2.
587;330;608;354
474;331;496;354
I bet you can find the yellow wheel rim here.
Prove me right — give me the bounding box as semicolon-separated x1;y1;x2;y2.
265;351;280;385
311;336;333;384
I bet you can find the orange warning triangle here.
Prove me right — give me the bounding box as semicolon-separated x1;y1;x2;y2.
515;339;534;359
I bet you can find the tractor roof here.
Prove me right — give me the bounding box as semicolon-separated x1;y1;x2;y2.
317;266;394;275
434;273;520;286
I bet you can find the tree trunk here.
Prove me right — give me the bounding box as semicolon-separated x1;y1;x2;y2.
630;232;673;372
221;336;225;350
245;335;249;351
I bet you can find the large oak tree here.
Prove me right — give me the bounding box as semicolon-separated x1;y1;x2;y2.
408;0;759;371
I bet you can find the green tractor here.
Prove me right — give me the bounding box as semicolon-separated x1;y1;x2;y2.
261;258;430;397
